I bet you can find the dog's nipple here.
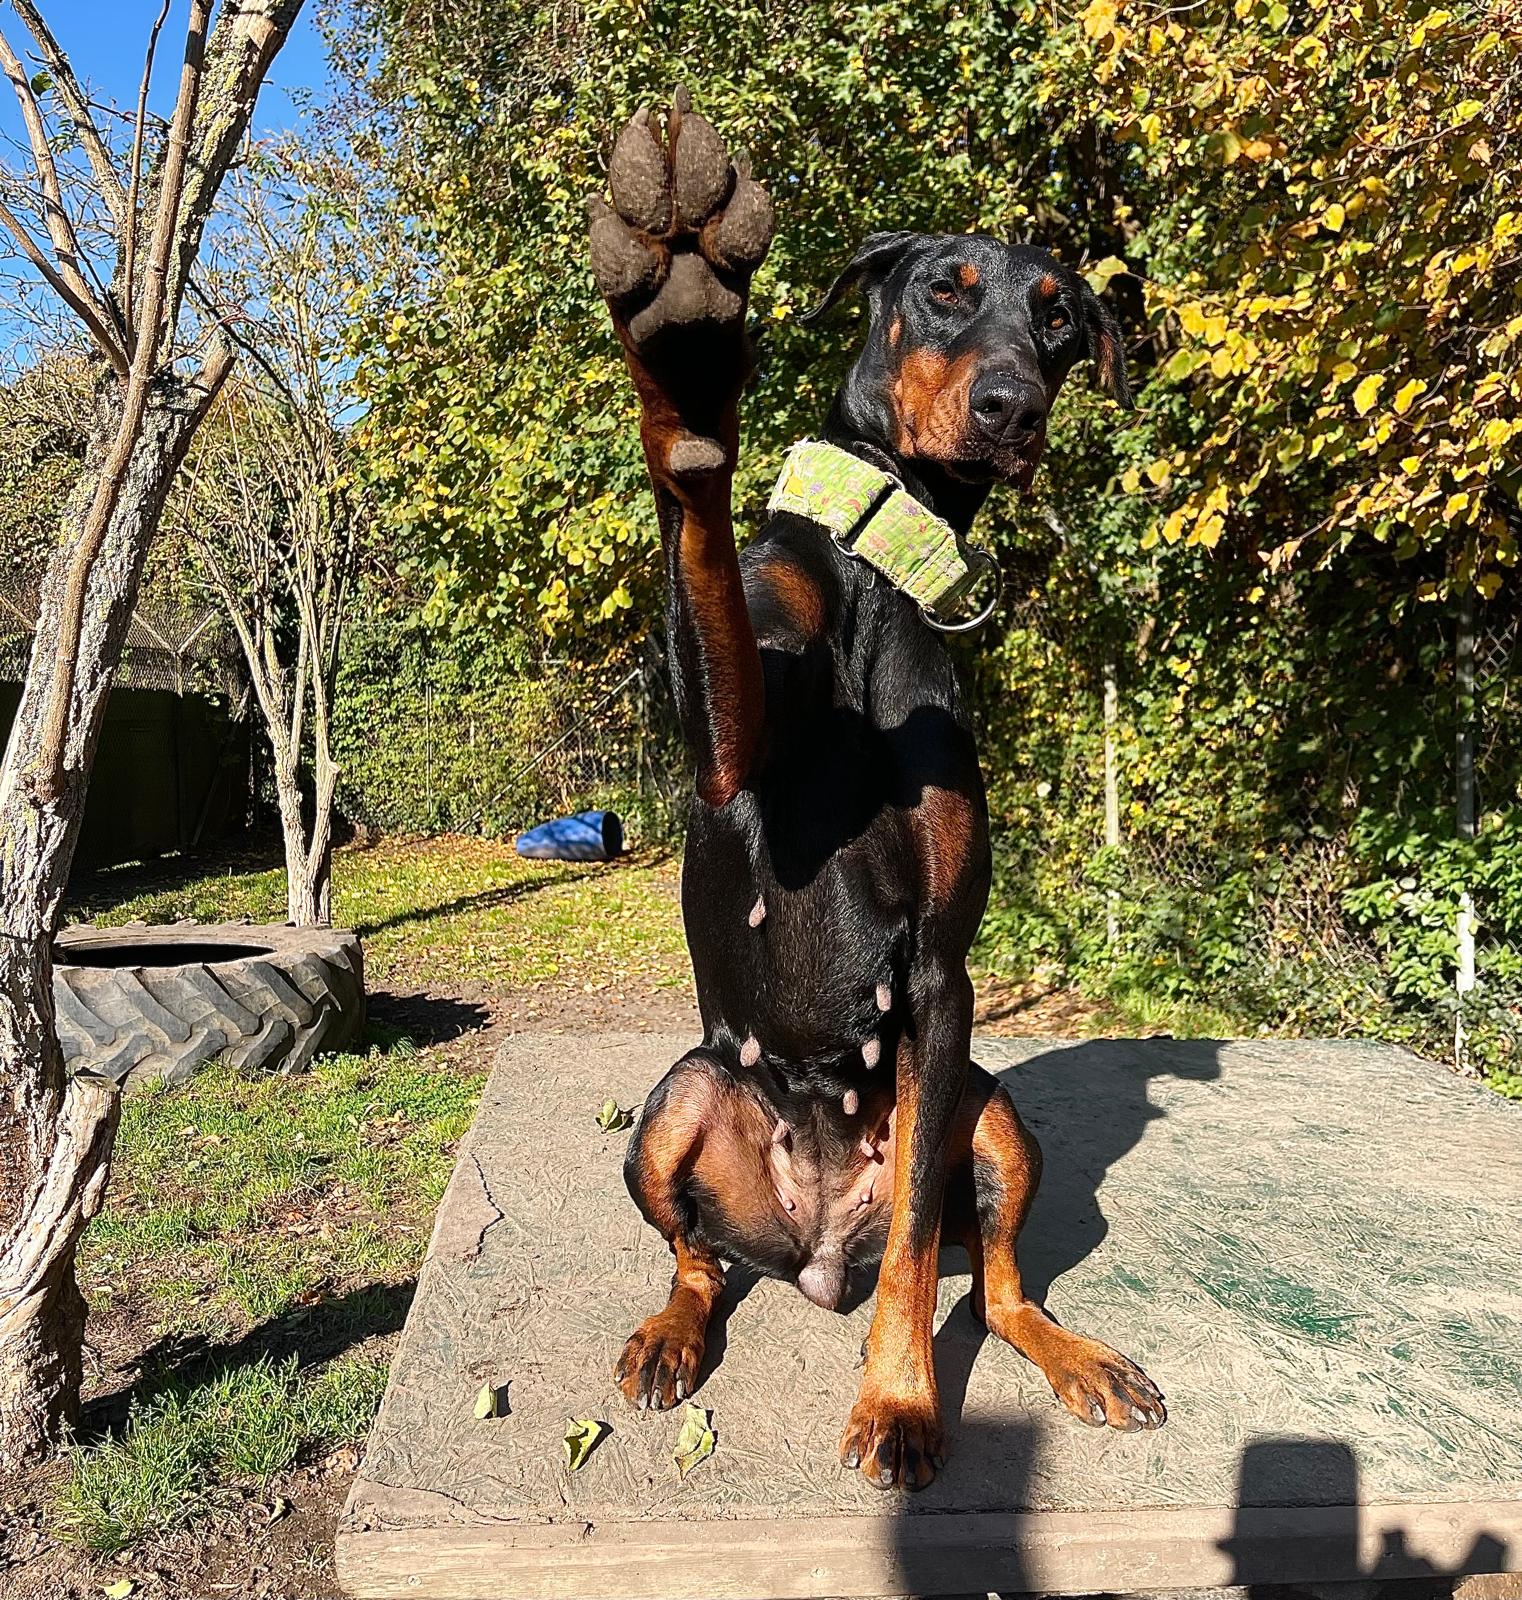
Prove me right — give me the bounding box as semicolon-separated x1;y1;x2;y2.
740;1035;761;1068
748;895;766;928
861;1037;881;1069
842;1088;859;1117
771;1117;789;1147
875;981;892;1012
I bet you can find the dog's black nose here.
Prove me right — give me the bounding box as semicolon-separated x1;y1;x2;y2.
970;372;1046;440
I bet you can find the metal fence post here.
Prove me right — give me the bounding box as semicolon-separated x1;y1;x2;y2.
1103;648;1121;948
1455;581;1477;1071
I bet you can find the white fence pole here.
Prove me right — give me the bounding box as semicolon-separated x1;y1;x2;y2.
1455;582;1477;1071
1103;650;1121;948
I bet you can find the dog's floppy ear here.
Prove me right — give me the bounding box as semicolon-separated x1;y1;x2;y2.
802;231;919;323
1080;283;1134;409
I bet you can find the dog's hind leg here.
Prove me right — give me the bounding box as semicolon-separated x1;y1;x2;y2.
617;1050;789;1410
588;95;775;808
949;1065;1167;1432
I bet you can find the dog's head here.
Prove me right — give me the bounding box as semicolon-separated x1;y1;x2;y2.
808;232;1132;491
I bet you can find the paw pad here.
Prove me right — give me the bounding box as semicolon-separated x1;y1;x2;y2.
589;93;774;353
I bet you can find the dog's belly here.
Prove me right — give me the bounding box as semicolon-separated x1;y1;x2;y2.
683;792;912;1066
695;1076;900;1312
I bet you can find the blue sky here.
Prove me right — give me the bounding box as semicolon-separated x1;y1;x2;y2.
0;3;335;362
14;0;329;134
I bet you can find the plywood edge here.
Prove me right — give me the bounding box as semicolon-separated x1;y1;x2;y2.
335;1493;1522;1599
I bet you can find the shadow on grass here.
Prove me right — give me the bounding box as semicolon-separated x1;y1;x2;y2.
366;990;493;1046
65;839;286;918
80;1280;414;1446
351;866;601;938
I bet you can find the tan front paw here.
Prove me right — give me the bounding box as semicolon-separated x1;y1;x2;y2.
838;1385;945;1490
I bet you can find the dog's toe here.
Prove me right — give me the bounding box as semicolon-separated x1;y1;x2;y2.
614;1316;703;1413
1045;1338;1166;1432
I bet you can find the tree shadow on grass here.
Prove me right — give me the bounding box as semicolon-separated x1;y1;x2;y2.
79;1280;415;1445
366;991;493;1047
351;868;601;939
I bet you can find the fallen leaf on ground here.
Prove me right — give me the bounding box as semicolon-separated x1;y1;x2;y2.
673;1403;715;1479
595;1098;634;1132
102;1582;134;1599
474;1381;510;1419
563;1417;608;1471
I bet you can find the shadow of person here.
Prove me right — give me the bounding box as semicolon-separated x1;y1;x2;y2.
889;1405;1041;1599
989;1037;1223;1305
1224;1436;1512;1599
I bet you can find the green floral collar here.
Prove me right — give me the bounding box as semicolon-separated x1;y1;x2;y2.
766;439;1000;632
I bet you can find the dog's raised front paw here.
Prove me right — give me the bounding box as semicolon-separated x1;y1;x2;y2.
588;91;774;356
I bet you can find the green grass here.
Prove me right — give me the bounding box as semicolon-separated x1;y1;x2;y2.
70;834;687;992
64;1026;483;1555
1074;978;1245;1040
56;1353;389;1555
56;834;689;1559
81;1032;483;1334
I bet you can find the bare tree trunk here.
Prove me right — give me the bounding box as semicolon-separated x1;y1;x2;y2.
0;373;224;1469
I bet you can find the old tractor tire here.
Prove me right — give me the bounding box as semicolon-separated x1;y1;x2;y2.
53;922;366;1092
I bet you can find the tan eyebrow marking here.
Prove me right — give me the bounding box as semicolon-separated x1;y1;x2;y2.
957;262;980;288
1036;271;1061;297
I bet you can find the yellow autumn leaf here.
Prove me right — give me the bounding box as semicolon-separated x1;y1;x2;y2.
1082;0;1118;39
1084;255;1128;293
1323;202;1345;233
1352;375;1383;416
1393;379;1427;415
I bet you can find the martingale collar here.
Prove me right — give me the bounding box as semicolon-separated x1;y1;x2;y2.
766;439;1001;633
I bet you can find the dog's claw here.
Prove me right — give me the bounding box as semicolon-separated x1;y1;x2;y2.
1045;1338;1167;1433
616;1314;705;1414
839;1391;943;1491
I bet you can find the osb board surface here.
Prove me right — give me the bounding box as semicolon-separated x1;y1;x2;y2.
346;1033;1522;1535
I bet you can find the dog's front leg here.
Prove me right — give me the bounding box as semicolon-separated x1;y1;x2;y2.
588;95;775;809
840;955;972;1490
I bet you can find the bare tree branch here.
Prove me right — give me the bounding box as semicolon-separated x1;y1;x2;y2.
0;196;124;371
0;28;121;352
7;0;127;226
30;0;213;801
123;0;172;353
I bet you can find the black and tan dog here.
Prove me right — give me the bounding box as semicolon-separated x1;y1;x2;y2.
588;95;1163;1492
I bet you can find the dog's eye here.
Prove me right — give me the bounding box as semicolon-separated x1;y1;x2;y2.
930;281;959;306
1047;309;1070;331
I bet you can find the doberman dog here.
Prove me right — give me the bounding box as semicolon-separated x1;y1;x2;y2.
588;94;1164;1491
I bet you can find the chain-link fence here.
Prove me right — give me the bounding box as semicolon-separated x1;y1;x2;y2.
332;629;685;847
0;581;244;700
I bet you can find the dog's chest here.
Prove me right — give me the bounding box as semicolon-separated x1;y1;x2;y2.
682;791;912;1065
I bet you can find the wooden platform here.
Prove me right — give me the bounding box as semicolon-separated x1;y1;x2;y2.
337;1033;1522;1598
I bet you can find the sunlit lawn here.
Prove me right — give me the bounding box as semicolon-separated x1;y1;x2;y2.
58;833;686;1557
